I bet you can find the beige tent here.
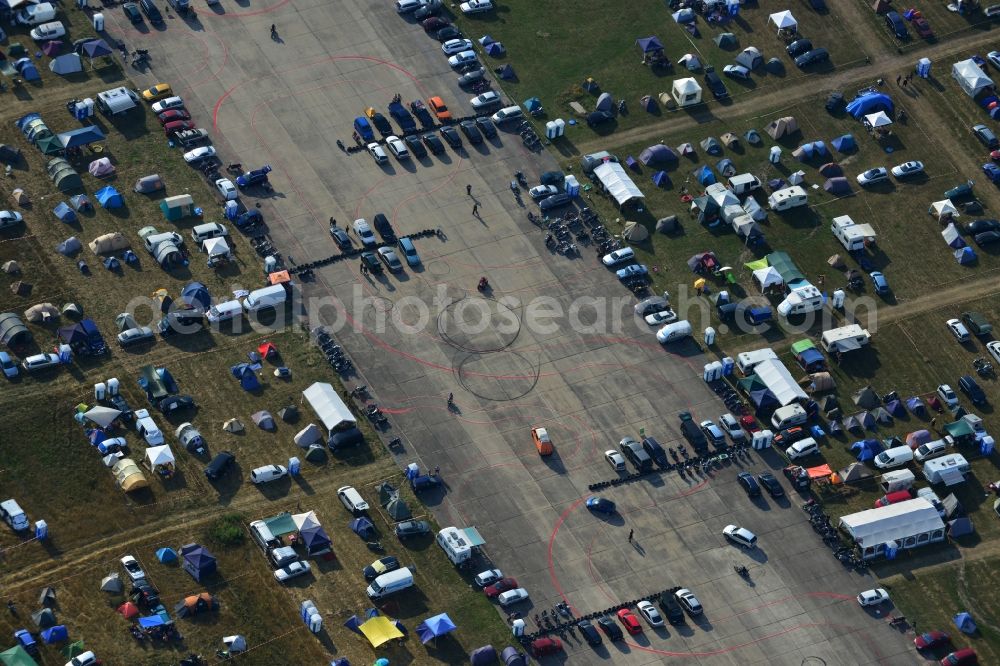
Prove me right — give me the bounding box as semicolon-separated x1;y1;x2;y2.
721;132;740;149
10;188;29;206
24;303;59;323
112;458;148;493
2;260;20;274
765;116;798;140
223;418;244;433
799;371;836;393
928;199;959;222
294;423;321;448
88;232;130;255
622;221;650;242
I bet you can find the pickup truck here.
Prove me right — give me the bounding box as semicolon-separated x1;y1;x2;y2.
388;101;417;134
679;411;707;449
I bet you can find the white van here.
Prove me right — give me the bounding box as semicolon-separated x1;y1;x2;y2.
874;445;914;470
656;320;692;344
249;520;280;552
436;527;473;565
367;568;414;599
17;2;56;25
728;173;761;195
207;300;243;324
491;105;524;125
243;284;287;312
337;486;369;514
785;437;819;460
914;437;951;463
0;499;29;532
771;404;807;430
191;222;228;244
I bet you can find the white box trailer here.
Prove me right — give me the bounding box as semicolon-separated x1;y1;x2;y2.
831;215;877;252
768;185;808;211
821;324;871;353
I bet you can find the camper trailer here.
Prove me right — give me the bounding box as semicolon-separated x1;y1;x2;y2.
923;454;970;486
879;469;915;494
96;87;140;116
729;173;762;195
777;284;823;317
831;215;877;252
436;526;473;566
767;186;808;211
820;324;871;353
735;348;779;375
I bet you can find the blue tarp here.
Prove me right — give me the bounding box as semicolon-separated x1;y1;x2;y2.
954;612;977;634
851;439;883;461
846;92;894;119
138;615;166;628
156;547;177;563
58;126;106;149
95;186;123;209
956;246;977;265
231;363;261;392
694;165;716;185
831;134;856;152
416;613;457;644
41;625;68;643
636;36;664;53
349;517;374;539
652;171;670;187
54;202;76;223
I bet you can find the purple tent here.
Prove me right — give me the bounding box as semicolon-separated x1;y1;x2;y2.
343;615;362;635
886;399;905;417
485;42;505;57
906;396;926;415
625;156;640;171
652;171;671;187
470;645;498;665
42;40;62;57
181;543;217;582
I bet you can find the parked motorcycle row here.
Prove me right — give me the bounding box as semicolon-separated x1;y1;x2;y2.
802;499;868;570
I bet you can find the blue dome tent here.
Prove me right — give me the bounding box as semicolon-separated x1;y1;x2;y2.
231;363;261;392
956;246;977;265
524;97;542;113
497;64;516;80
349;517;374;539
180;282;211;312
831;134;856;152
651;171;670;187
41;625;68;644
636;36;663;53
850;439;883;461
954;612;977;634
484;42;504;57
53;202;77;223
845;92;894;119
639;143;677;165
95;186;124;209
694;165;716;185
716;158;736;177
156;547;178;563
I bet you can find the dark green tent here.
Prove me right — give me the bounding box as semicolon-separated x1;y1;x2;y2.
0;645;36;666
386;498;411;520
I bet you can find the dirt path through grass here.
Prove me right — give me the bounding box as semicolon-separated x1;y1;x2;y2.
861;273;1000;329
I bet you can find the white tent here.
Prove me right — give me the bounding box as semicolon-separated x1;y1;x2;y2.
203;237;231;258
671;77;703;107
768;10;798;33
752;267;783;291
145;445;175;467
788;170;806;185
839;498;946;559
593;162;645;207
753;358;808;406
952;59;994;98
83;405;122;428
928;199;959;221
294;423;321;448
303;382;357;436
863;111;893;129
292;511;321;531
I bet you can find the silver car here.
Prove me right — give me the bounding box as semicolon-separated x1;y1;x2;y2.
528;184;558;200
470;91;501;110
117;326;154;347
274;560;311;582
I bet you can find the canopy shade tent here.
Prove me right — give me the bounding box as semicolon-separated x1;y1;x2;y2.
929;199;960;221
952;59;994;97
83;405;121;428
769;10;798;32
360;616;405;648
416;613;457;644
593;162;645;207
145;445;175;468
181;543;217;581
60;126;106;150
839;498;946;559
863;111;893;128
81;39;112;59
671;77;702;107
636;36;663;54
303;382;357;436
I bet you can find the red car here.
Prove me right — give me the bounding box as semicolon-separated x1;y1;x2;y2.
616;608;642;635
874;490;913;508
914;631;950;650
740;415;760;433
158;109;191;125
912;17;934;39
529;637;562;658
940;648;977;666
164;120;196;137
484;577;518;598
421;16;449;32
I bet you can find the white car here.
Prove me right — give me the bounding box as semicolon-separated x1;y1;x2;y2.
601;247;635;266
0;210;24;227
274;560;311;582
856;167;888;185
215;178;238;200
636;600;664;627
442;38;474;56
718;413;746;442
385;135;409;160
353;218;377;247
395;0;420;11
497;587;529;606
946;318;970;342
674;588;703;615
605;449;626;471
448;51;478;69
474;568;502;587
21;353;60;372
722;524;757;548
644;309;677;326
528;184;558;200
250;464;288;484
120;555;146;583
30;20;64;40
890;161;924;178
65;651;98;666
367;142;388;164
460;0;493;13
989;51;1000;70
470;91;501;110
937;384;960;409
987;340;1000;365
151;96;184;114
856;588;889;607
183;146;217;164
0;351;18;378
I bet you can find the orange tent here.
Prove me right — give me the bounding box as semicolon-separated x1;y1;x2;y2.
805;464;833;479
117;601;140;619
268;270;290;285
257;341;278;359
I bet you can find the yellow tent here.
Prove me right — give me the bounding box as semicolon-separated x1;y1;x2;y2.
359;616;404;648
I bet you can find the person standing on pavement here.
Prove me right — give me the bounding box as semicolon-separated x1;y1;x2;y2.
466;184;472;196
628;529;634;543
472;203;479;217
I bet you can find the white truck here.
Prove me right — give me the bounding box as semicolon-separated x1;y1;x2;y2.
830;215;877;252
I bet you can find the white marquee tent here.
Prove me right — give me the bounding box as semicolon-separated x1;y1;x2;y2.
863;111;893;129
839;498;946;560
928;199;960;221
753;358;807;406
303;382;357;436
952;59;994;97
768;10;798;33
752;266;784;291
593;162;645;207
671;77;703;107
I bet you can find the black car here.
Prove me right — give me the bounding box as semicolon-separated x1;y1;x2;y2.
413;3;440;20
539;193;571;211
786;38;813;58
475;116;497;138
966;219;1000;235
369;112;392;136
658;593;685;625
619;437;653;472
973;124;999;149
363;556;400;581
704;66;728;99
975;230;1000;246
440;125;462;148
458;67;486;87
158;312;204;338
415;135;442;157
586;110;614;128
959;374;987;405
962;311;992;336
885;11;908;39
795;48;829;69
773;426;806;447
435;26;462;42
373;213;396;242
756;472;785;499
403;134;427;159
641;436;669;468
330;225;352;249
123;2;143;23
459;120;483;144
596;615;623;641
360;250;383;274
205;451;235;480
737;471;761;498
158;394;195;414
577;619;603;646
139;0;162;24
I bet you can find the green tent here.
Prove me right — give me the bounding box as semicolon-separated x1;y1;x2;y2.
304;444;327;463
62;641;85;660
790;340;816;354
386;498;412;520
766;251;805;284
8;43;26;59
943;420;974;442
737;374;765;393
0;645;37;666
37;136;65;156
377;481;398;507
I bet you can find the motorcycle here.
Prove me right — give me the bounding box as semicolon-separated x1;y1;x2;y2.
515;171;527;188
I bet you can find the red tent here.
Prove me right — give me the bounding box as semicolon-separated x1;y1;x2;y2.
257;341;278;359
117;601;140;619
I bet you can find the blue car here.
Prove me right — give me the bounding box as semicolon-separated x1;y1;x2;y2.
869;271;890;295
586;496;616;514
615;264;648;281
983;163;1000;184
397;237;421;267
